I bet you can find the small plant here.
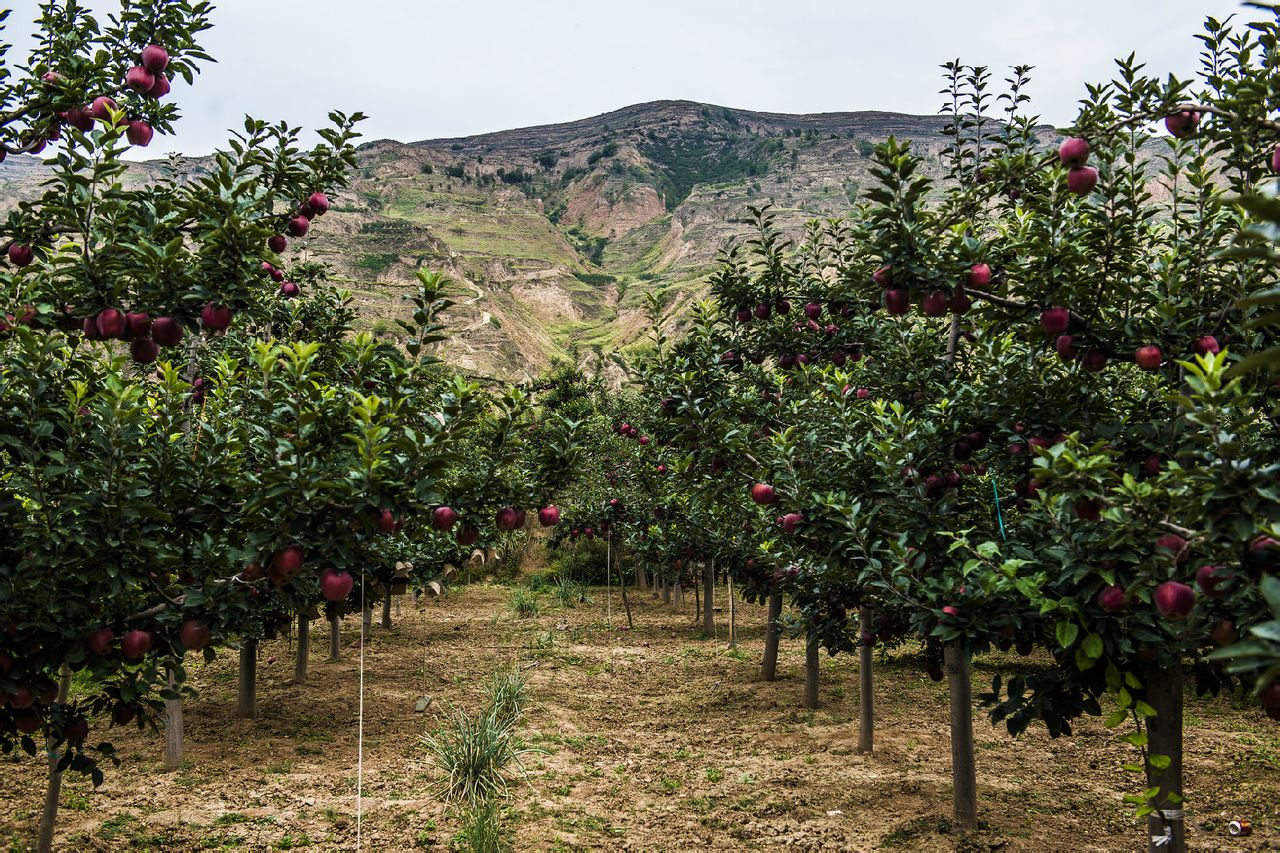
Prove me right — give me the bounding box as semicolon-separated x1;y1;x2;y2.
422;706;532;807
509;588;540;619
483;667;529;728
554;575;589;608
452;800;506;853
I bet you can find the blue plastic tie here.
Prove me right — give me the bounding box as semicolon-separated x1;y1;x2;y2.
992;477;1007;541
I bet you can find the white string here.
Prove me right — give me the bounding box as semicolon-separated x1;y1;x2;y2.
356;576;366;851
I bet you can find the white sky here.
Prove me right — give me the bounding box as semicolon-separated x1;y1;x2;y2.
2;1;1245;158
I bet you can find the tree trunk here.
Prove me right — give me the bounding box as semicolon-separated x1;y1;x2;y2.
163;667;183;769
662;578;671;606
804;631;820;709
1145;661;1185;853
944;641;978;828
237;641;257;719
328;614;341;662
673;582;681;612
381;596;392;629
36;665;72;853
294;615;309;684
362;604;372;638
857;606;874;754
702;558;715;637
615;535;633;629
762;593;782;681
636;562;646;591
727;574;737;649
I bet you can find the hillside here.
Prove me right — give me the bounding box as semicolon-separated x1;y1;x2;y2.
0;101;1049;379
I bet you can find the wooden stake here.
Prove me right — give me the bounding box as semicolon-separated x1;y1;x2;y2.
294;615;309;684
804;631;820;709
944;641;977;828
237;641;257;719
761;593;782;681
1145;661;1185;853
163;667;183;769
857;606;874;754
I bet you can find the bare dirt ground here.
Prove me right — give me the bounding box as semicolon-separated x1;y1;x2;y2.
1;579;1277;851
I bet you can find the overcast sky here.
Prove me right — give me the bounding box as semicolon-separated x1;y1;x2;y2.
3;1;1245;158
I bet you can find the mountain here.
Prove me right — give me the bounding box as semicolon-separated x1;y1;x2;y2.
322;100;998;380
0;101;1050;379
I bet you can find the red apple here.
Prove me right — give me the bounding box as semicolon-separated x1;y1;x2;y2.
966;263;991;288
1082;349;1108;372
1097;585;1127;614
1192;335;1220;356
86;627;114;655
1272;143;1280;175
1210;619;1238;647
804;302;822;320
121;629;153;660
1039;306;1070;335
130;335;159;364
61;108;94;132
124;311;152;339
280;281;300;298
87;96;117;122
377;509;396;533
1074;498;1103;522
781;512;803;534
96;308;126;339
150;316;183;347
538;506;560;527
1135;346;1162;371
1194;564;1232;597
7;243;33;267
1067;166;1098;195
180;620;211;650
140;44;170;73
268;234;288;253
319;568;354;602
307;192;330;216
856;388;870;399
456;525;479;546
1164;111;1200;138
753;302;771;320
125;66;156;93
126;120;153;147
750;483;778;505
884;288;910;316
1155;534;1188;562
8;687;34;709
734;307;752;324
1260;682;1280;712
15;712;40;734
872;264;892;287
64;717;89;744
432;506;458;531
146;74;170;99
921;291;948;317
495;506;522;531
942;605;959;617
272;544;304;577
1055;334;1077;361
1058;136;1090;167
200;302;232;331
1154;581;1195;619
287;215;310;237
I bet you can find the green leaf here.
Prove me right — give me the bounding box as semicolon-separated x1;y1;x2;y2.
1056;622;1079;648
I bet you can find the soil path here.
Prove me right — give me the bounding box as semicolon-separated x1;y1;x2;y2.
0;582;1276;851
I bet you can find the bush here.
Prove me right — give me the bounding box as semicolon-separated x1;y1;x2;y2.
546;542;609;584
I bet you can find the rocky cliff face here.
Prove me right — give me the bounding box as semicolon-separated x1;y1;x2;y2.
0;100;1070;379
